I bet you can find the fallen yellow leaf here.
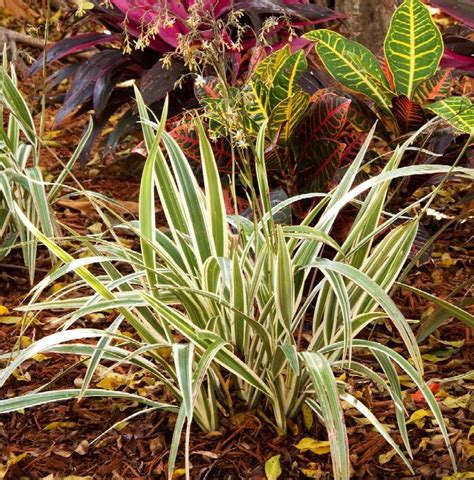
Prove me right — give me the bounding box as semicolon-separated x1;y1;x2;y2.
378;449;397;465
96;372;128;390
442;394;470;409
43;421;78;431
462;440;474;460
407;409;432;428
0;306;10;315
418;437;430;450
0;316;22;325
0;452;29;480
295;438;331;455
441;473;474;480
439;252;455;268
63;476;93;480
265;454;282;480
172;469;186;478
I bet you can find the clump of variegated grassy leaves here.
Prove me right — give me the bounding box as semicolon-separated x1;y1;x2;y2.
0;79;473;480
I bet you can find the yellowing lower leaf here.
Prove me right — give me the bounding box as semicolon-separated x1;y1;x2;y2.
50;282;65;294
302;403;313;430
295;438;331;455
172;469;186;479
0;305;10;315
408;409;432;428
265;455;282;480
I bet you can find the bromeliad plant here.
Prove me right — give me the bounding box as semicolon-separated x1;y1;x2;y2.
0;64;88;283
304;0;474;136
1;90;473;479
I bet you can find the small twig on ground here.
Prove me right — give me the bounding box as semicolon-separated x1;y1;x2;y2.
0;27;46;49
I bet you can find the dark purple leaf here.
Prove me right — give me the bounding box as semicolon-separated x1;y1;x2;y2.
28;33;118;75
78;88;134;165
297;67;331;95
55;50;126;125
103;109;139;154
235;0;344;23
46;64;80;90
241;188;290;223
429;0;474;29
409;223;433;263
444;34;474;56
139;58;187;106
441;49;474;72
93;57;131;119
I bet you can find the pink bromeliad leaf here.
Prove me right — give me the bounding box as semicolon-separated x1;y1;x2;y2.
110;0;232;51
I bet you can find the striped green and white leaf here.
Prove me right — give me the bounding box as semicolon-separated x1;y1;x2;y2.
426;96;474;134
384;0;443;98
304;352;350;480
304;29;393;111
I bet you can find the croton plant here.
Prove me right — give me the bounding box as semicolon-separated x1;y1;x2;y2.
303;0;474;136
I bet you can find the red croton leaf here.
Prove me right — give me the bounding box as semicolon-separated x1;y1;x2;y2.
294;138;347;193
413;69;453;103
169;119;233;172
304;90;351;140
289;91;352;194
392;95;427;134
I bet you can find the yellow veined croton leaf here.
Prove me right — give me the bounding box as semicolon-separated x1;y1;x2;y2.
427;96;474;134
385;0;443;98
